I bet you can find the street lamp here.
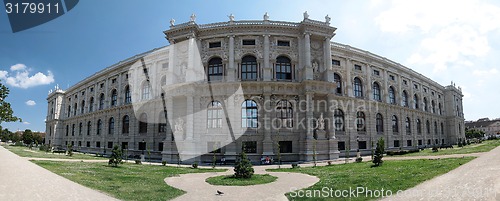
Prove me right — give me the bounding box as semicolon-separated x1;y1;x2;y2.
356;136;360;159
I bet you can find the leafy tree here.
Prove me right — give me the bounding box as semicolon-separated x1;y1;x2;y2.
234;151;254;178
372;137;385;167
0;83;22;124
465;128;484;139
22;129;34;145
108;145;123;167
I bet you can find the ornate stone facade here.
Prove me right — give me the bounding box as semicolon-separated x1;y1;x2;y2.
45;14;465;163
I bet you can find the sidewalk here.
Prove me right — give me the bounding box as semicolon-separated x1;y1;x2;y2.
0;145;118;201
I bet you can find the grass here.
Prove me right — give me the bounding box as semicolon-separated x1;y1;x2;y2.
392;139;500;157
2;145;107;160
32;161;224;201
205;174;278;186
269;157;475;201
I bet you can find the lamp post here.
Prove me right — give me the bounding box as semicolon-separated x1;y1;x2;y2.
356;136;360;159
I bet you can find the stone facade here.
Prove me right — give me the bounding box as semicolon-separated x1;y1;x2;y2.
45;14;465;163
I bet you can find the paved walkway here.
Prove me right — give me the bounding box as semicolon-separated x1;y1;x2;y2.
382;146;500;201
0;145;118;201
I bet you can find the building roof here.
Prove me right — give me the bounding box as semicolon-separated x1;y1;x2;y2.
465;119;500;128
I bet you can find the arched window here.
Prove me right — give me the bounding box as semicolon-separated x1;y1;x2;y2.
87;121;91;135
334;109;345;131
99;93;105;110
97;119;102;135
416;119;422;134
440;123;444;134
81;100;85;114
122;115;129;134
373;82;381;101
207;57;223;81
89;97;94;112
139;113;148;133
124;85;131;104
158;111;167;132
111;89;117;106
67;105;71;117
376;113;383;133
141;82;150;100
392;115;399;133
434;121;438;134
356;111;366;131
79;122;82;135
73;103;77;116
413;94;419;109
207;101;223;128
241;56;257;80
334;73;342;95
66;125;69;136
405;117;411;133
426;120;430;134
423;97;428;112
71;124;75;136
431;100;436;114
402;91;409;107
275;56;292;80
276;100;293;128
353;77;363;98
438;103;442;115
108;117;114;135
241;100;258;128
389;86;396;104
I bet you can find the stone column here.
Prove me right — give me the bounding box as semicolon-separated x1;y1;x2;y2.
365;64;372;100
186;36;196;82
227;35;235;82
324;37;332;72
346;59;353;97
383;69;389;103
306;92;314;139
263;34;271;81
303;33;313;80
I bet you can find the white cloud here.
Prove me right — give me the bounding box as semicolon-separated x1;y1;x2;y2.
0;64;54;89
23;122;30;125
25;100;36;106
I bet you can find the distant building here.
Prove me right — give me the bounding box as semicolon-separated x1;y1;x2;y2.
465;118;500;137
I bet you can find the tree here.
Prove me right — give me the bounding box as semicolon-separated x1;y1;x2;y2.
0;83;22;124
372;137;385;167
108;145;123;167
22;129;34;145
234;151;254;178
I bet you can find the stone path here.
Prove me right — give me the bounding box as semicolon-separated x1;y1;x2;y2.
0;145;118;201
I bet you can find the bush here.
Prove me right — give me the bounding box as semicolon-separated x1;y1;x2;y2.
355;157;363;163
234;151;254;178
13;141;24;146
372;137;384;167
192;162;198;169
327;161;332;166
108;145;122;167
67;144;73;157
432;147;439;152
135;159;142;164
291;162;299;168
162;161;167;166
386;149;420;156
39;144;50;152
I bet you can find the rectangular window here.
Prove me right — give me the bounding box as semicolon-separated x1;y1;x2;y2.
332;59;341;66
90;87;94;92
373;70;380;76
403;80;408;85
78;141;82;147
277;40;290;47
81;91;85;96
394;140;400;147
389;75;395;81
138;141;146;150
407;140;412;147
279;141;293;153
112;78;116;83
418;140;423;146
158;142;163;152
354;64;362;71
424;88;427;93
338;141;346;151
414;84;418;89
86;141;90;147
121;142;128;150
208;142;222;153
242;39;255;46
358;141;367;149
209;42;221;48
96;141;100;148
242;141;257;153
107;142;113;149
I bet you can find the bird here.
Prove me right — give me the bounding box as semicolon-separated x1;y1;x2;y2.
216;190;224;196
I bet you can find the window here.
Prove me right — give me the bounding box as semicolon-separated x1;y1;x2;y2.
373;70;380;76
99;93;105;110
413;94;419;109
90;87;94;92
100;83;104;88
87;121;91;135
108;117;114;135
275;56;292;80
159;112;167;132
389;87;396;104
403;80;408;85
407;140;412;147
124;85;131;104
66;125;69;136
427;139;431;145
276;100;293;128
389;75;395;81
279;141;293;153
402;91;409;107
418;140;423;146
241;56;258;80
79;122;82;135
122;115;130;133
394;140;400;147
71;124;75;136
277;40;290;47
242;39;255;46
426;120;430;134
141;82;150;100
372;82;381;101
139;113;148;133
86;141;90;147
207;101;223;128
81;100;85;114
96;141;100;148
332;59;341;66
108;142;113;149
376;113;383;133
207;57;223;81
209;41;221;48
97;119;102;135
416;119;422;134
67;105;71;117
334;109;345;131
354;64;362;71
334;73;342;94
356;111;366;132
73;103;77;116
89;97;94;112
392;115;399;133
122;142;129;150
358;141;367;150
241;100;258;128
242;141;257;153
111;89;117;106
423;97;428;112
112;78;116;84
431;101;436;113
424;88;427;93
414;84;418;89
406;117;411;134
138;141;146;150
434;121;438;134
353;77;363;98
440;123;444;135
338;142;346;151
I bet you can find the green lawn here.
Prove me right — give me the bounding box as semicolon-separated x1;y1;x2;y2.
205;174;277;186
2;145;107;160
269;157;475;201
393;139;500;157
33;161;225;201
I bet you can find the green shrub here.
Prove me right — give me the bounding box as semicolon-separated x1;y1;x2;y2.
234;151;254;178
39;144;50;152
291;162;299;168
372;137;384;167
432;147;439;152
135;159;142;164
192;162;198;169
355;157;363;163
108;145;122;167
67;144;73;156
327;161;332;166
13;141;24;146
161;161;167;166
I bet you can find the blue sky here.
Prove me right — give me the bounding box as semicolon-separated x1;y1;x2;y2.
1;0;500;132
